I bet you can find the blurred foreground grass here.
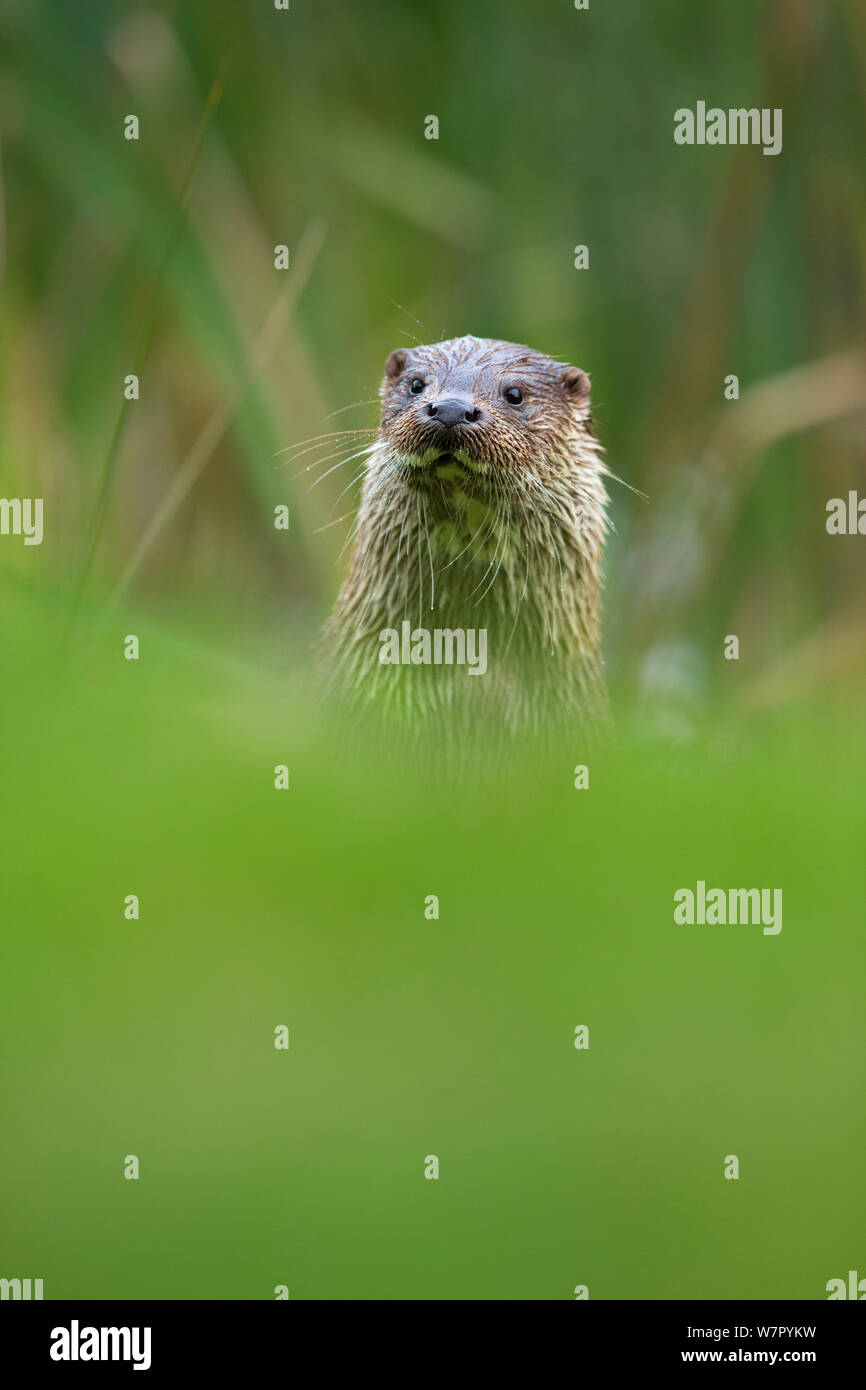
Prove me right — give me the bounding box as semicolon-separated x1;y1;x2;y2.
0;594;863;1299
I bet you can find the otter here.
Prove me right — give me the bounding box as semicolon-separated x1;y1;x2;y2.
319;335;610;737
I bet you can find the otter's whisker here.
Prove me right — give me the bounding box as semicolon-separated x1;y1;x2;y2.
471;495;509;605
389;298;427;332
420;496;436;611
279;436;376;478
306;445;378;493
469;502;502;570
601;466;648;502
415;494;425;630
400;497;412;626
320;400;379;421
287;441;370;484
272;427;376;460
395;491;410;570
313;507;361;535
336;509;364;565
327;464;374;518
501;485;534;656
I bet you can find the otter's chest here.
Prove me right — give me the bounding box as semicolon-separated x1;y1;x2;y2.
425;462;505;566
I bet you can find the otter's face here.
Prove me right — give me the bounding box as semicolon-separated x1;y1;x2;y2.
378;335;592;491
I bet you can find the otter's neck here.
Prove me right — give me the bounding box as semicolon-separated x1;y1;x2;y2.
325;441;608;721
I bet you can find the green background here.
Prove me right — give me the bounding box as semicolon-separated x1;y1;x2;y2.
1;0;864;1299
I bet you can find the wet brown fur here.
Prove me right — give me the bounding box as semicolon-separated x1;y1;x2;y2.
319;335;611;737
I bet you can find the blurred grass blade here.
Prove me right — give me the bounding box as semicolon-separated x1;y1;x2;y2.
67;59;229;636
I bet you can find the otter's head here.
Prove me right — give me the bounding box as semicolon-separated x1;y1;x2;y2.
326;335;610;713
377;335;595;501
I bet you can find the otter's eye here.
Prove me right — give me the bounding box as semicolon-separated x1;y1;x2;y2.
504;386;523;405
409;377;426;394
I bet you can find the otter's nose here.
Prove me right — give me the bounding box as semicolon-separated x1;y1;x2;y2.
426;396;481;428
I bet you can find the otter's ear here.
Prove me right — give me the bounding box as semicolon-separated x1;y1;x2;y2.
561;365;591;402
384;348;408;381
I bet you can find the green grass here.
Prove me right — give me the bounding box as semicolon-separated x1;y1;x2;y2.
0;598;863;1299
